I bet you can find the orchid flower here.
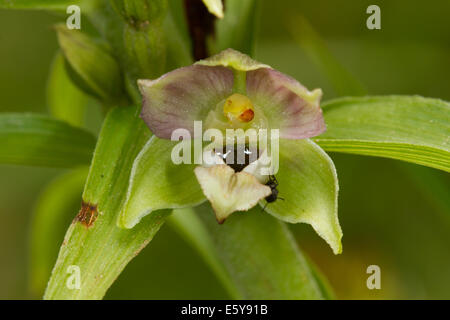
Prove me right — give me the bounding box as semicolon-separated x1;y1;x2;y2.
120;49;342;254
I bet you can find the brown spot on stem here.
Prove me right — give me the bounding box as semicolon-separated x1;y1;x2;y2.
75;201;98;228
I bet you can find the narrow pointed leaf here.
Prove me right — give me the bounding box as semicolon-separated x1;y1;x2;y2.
47;52;88;127
196;203;325;299
0;113;95;167
45;106;169;300
29;167;89;297
263;139;342;254
119;137;204;229
315;96;450;172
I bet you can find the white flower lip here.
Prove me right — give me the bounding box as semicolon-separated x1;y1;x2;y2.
194;164;271;224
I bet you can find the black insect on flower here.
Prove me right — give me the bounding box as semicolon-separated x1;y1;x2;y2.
264;175;280;203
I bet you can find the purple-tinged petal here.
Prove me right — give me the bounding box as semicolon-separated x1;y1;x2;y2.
139;49;325;140
247;68;326;139
138;65;234;138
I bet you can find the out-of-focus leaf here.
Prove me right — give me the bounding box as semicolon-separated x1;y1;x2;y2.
55;25;126;105
106;215;231;299
315;153;450;299
303;255;336;300
316;96;450;172
47;52;88;127
119;137;204;229
263;139;342;254
0;113;96;167
288;15;367;97
215;0;258;55
0;0;80;9
398;163;450;225
202;0;223;18
164;8;193;70
168;209;240;299
196;203;325;299
170;207;336;299
29;167;89;297
45;106;169;300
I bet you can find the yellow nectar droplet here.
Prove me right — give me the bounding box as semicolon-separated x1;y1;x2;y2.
223;93;255;123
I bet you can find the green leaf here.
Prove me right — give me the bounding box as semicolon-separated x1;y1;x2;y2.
55;25;126;105
214;0;259;55
164;8;193;70
316;96;450;172
47;52;88;127
0;113;96;167
398;162;450;226
263;139;342;254
168;209;240;299
170;207;336;299
288;15;367;97
0;0;80;9
195;203;325;299
119;137;204;229
45;106;169;299
29;167;89;297
303;255;336;300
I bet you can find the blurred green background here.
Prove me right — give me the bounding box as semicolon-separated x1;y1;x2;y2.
0;0;449;299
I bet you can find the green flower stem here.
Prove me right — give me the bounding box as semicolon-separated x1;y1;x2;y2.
112;0;168;91
44;106;169;299
232;69;247;95
30;167;89;297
